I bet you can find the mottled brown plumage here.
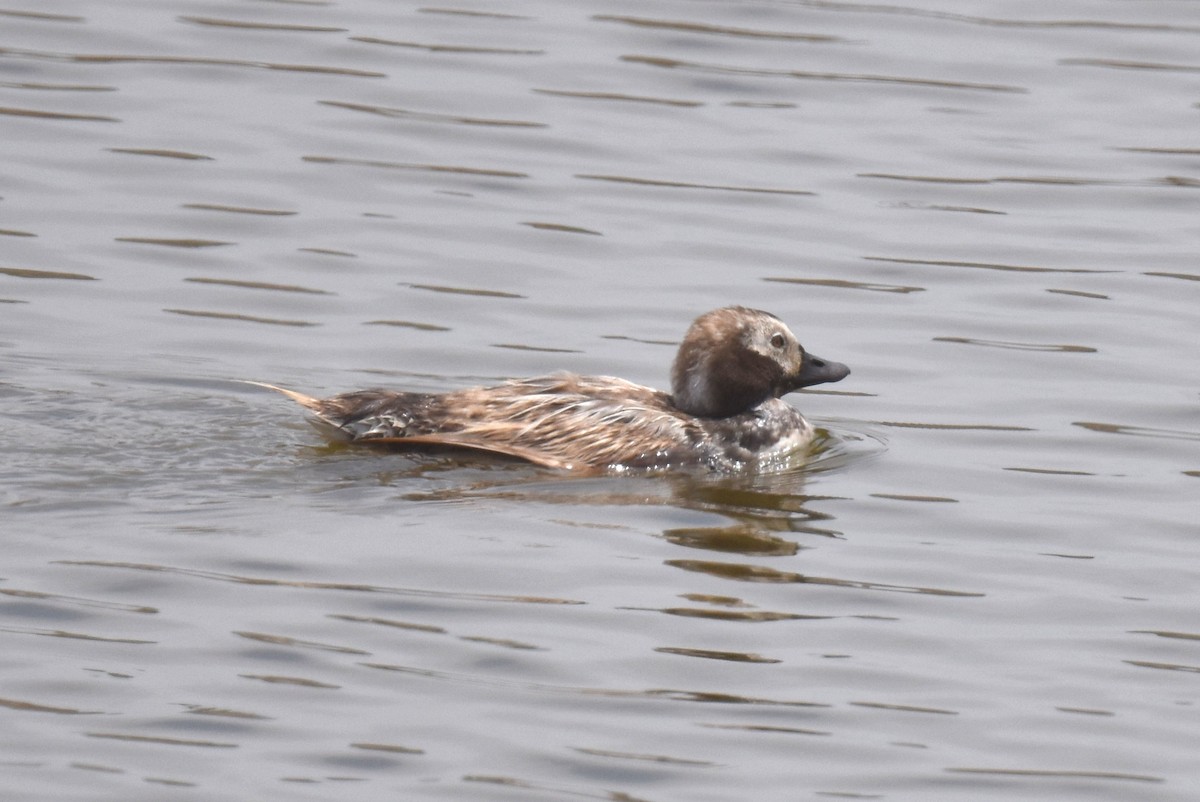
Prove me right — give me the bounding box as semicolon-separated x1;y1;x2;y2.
251;307;849;473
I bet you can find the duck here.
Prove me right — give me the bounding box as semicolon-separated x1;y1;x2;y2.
251;306;849;473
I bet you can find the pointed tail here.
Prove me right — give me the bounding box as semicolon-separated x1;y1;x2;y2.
239;380;327;414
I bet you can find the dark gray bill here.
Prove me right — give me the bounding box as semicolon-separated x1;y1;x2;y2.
792;353;850;389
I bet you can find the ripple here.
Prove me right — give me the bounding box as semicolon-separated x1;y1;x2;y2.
651;607;825;623
182;203;297;216
851;700;958;715
865;256;1114;274
69;763;124;774
1133;630;1200;641
860;172;1200;188
319;100;545;128
331;613;545;651
184;705;271;720
0;266;97;280
406;283;525;299
0;586;157;614
364;319;450;331
533;88;702;107
622;54;1027;93
600;334;676;346
185;277;332;295
350;742;424;755
521;222;602;235
163;309;319;327
1116;147;1200;155
764;277;925;294
145;778;196;788
778;4;1200;35
300;247;356;258
860;173;990;184
1073;422;1200;442
1056;706;1114;716
870;493;958;503
116;237;233;248
233;631;369;655
1004;467;1095;476
350;36;544;56
303;154;528;179
108;147;214;160
361;661;827;707
56;560;584;605
655;647;781;663
1123;660;1200;674
700;722;830;736
945;767;1163;783
1046;288;1109;300
329;614;445;634
577;173;815;196
0;625;154;644
463;775;640;799
178;16;348;33
803;423;888;475
594;15;846;42
418;8;530;20
1144;270;1200;283
933;336;1097;353
870;420;1033;432
0;9;84;22
666;559;985;597
0;105;116;122
0;46;385;77
85;732;238;748
0;696;102;715
459;635;543;651
492;343;583;354
572;746;715;766
1061;57;1200;74
239;674;340;689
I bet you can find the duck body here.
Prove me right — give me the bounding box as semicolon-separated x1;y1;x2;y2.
256;307;849;473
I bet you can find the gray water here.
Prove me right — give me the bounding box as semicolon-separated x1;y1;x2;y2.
2;1;1198;800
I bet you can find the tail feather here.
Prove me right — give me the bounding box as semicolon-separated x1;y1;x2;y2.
239;380;327;414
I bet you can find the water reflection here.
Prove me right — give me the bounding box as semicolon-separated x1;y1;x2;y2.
383;427;881;537
360;660;828;708
57;560;585;606
654;646;781;663
662;525;801;556
666;559;983;598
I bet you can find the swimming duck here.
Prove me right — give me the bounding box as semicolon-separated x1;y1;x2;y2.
253;306;849;472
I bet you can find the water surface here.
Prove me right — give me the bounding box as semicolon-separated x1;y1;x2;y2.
2;1;1198;800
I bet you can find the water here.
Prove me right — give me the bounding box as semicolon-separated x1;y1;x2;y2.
2;1;1198;799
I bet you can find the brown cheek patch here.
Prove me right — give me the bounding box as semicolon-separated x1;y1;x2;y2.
706;345;782;417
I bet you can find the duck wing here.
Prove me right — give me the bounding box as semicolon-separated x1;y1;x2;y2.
363;432;575;470
405;375;699;470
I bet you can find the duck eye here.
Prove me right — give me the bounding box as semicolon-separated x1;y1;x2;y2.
770;333;787;349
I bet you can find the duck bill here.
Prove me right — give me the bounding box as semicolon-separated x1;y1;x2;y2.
789;353;850;390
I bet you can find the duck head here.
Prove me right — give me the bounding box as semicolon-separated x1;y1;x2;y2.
670;306;850;418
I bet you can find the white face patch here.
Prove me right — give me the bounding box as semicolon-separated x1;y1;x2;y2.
683;365;711;411
744;318;803;374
